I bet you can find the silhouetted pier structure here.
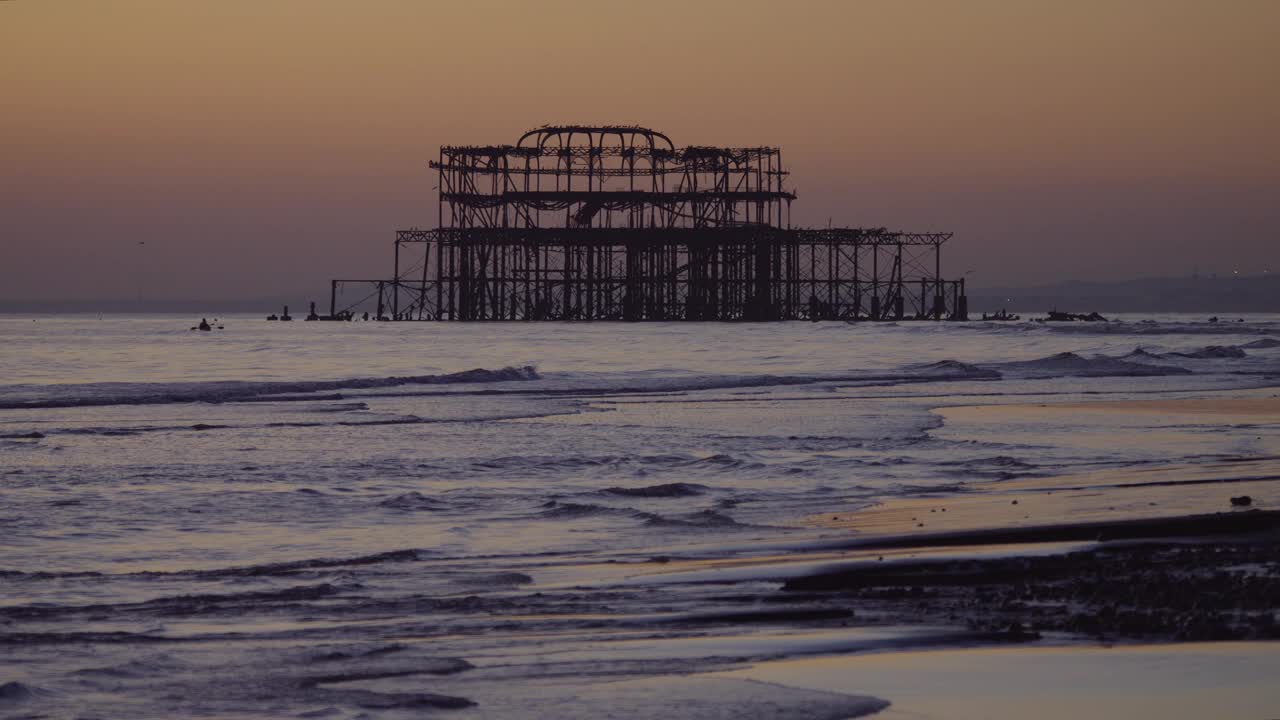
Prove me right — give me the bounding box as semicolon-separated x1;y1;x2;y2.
328;126;966;321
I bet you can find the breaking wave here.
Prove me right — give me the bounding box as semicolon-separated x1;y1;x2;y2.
641;509;750;529
539;501;639;519
940;455;1041;480
1240;338;1280;349
1127;342;1273;361
910;360;1001;379
378;492;446;511
0;681;45;704
0;366;541;410
992;352;1191;377
1;549;429;583
1167;345;1248;359
178;549;428;579
481;364;1002;399
942;455;1037;470
0;583;354;621
603;482;709;498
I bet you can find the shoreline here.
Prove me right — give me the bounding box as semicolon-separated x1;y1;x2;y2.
786;509;1280;642
608;391;1280;647
674;392;1280;718
786;392;1280;641
723;641;1280;720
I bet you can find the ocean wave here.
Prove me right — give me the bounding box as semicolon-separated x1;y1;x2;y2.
0;568;103;580
1041;322;1279;336
177;549;426;579
1129;344;1260;361
59;427;149;436
72;657;180;679
1;549;431;582
469;364;1002;399
641;509;748;529
378;492;446;511
539;501;638;519
294;402;371;413
0;630;175;645
144;582;343;607
301;655;475;689
467;453;765;477
602;482;709;498
0;583;344;621
471;454;640;472
326;690;473;711
454;572;534;587
19;409;558;439
0;681;46;704
992;352;1191;377
939;455;1041;480
308;644;408;663
941;455;1037;470
681;453;765;470
1167;345;1248;359
0;366;540;410
909;360;1001;379
0;362;1009;413
894;482;978;496
1240;338;1280;349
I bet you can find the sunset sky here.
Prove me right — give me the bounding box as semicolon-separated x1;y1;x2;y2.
2;0;1277;304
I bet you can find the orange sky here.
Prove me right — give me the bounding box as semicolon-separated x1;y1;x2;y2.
2;0;1277;302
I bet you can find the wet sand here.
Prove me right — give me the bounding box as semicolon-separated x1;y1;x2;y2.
988;393;1280;417
748;392;1280;716
724;642;1280;720
557;392;1280;718
787;511;1280;640
812;392;1279;538
807;456;1278;541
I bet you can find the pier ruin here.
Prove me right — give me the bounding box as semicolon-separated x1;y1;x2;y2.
327;125;966;321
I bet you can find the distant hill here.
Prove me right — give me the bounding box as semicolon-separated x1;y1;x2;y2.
968;275;1280;314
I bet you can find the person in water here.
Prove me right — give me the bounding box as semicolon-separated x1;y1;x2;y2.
198;318;211;331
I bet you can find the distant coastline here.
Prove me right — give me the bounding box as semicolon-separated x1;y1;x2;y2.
970;274;1279;314
1;274;1276;315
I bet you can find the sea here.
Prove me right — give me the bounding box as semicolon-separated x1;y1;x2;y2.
1;313;1278;718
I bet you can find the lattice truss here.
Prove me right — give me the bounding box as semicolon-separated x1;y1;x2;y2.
328;126;966;322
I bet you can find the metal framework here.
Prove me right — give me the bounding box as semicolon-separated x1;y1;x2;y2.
328;125;967;321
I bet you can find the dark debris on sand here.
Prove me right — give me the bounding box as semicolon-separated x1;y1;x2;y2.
784;536;1280;642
